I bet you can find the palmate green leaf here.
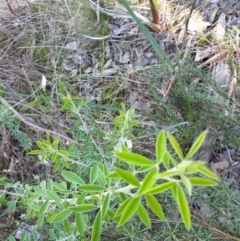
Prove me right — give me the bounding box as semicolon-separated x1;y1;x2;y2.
198;165;219;180
75;213;85;236
146;181;175;195
61;171;85;185
116;168;140;186
115;152;154;166
119;196;141;226
175;184;191;230
91;210;102;241
185;130;208;159
137;204;151;229
69;204;98;213
79;185;105;192
189;177;216;186
102;193;111;218
49;209;72;223
146;194;165;220
167;133;184;159
138;168;158;195
156;131;166;163
115;197;131;217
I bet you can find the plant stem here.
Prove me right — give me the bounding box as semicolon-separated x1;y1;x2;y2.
149;0;160;26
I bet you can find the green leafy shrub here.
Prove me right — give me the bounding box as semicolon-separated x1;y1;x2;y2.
4;122;217;240
0;105;32;149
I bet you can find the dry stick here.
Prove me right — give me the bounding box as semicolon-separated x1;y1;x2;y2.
0;97;78;145
5;0;19;17
177;0;198;63
164;0;197;100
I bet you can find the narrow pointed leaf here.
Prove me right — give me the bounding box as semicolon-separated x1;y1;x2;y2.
46;190;63;208
138;165;155;172
79;185;105;192
63;218;71;233
158;169;177;179
162;151;170;169
137;204;151;228
138;168;158;195
116;168;140;186
121;144;129;152
115;152;154;166
61;171;85;185
189;177;216;186
176;184;191;230
76;213;85;236
39;200;49;215
47;179;53;191
102;193;111;218
115;197;131;217
119;193;128;202
156;131;166;163
181;175;192;195
49;209;72;223
119;196;141;225
69;204;98;213
107;172;120;179
77;192;86;204
91;210;102;241
171;184;178;201
198;165;219;180
185;130;208;159
90;166;99;184
146;194;165;220
146;182;175;195
36;214;44;226
184;162;205;174
167;133;183;159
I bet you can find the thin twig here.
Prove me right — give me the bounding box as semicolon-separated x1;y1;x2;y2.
177;0;198;63
5;0;19;17
0;97;78;145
